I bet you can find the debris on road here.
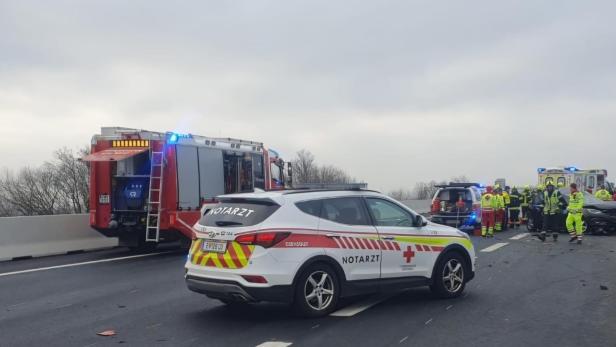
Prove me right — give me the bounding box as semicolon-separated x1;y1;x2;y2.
97;330;116;337
600;285;609;291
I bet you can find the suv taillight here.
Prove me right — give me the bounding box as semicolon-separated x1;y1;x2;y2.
235;232;291;248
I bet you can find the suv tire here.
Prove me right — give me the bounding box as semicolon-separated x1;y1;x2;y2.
293;263;340;317
430;252;467;299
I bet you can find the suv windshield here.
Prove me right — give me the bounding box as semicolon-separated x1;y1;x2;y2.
199;198;280;227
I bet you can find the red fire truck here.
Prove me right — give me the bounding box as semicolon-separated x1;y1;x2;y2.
82;127;291;250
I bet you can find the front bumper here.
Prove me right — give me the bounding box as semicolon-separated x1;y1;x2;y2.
185;275;293;303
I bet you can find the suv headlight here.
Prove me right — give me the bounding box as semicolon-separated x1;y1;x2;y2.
586;209;602;215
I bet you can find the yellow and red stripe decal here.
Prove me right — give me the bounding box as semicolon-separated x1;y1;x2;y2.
189;239;255;269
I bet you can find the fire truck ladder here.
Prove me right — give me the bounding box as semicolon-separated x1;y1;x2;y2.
145;143;165;242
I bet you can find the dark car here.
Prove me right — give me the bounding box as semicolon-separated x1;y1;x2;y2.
557;189;616;235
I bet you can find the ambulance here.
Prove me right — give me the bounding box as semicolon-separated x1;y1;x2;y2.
537;167;613;193
82;127;291;250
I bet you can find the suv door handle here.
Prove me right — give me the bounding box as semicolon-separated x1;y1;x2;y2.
381;236;395;241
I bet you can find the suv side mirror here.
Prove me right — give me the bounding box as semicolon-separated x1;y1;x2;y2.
415;215;427;227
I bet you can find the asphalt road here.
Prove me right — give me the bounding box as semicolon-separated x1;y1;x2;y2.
1;230;615;347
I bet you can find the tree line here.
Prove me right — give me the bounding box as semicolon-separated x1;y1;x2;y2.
388;175;470;201
0;148;90;217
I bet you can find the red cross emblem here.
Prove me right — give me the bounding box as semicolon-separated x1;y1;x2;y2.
403;246;415;264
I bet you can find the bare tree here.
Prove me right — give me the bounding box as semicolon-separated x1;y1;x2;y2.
48;147;90;214
0;166;64;215
0;146;90;216
291;150;354;185
292;149;318;184
317;165;352;184
388;188;413;201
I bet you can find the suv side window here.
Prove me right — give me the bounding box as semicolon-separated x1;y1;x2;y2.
366;198;414;227
320;197;370;226
296;199;322;218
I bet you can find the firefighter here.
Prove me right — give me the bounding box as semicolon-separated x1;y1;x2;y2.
566;183;585;244
530;185;545;232
503;186;511;230
595;185;612;201
508;187;521;228
481;186;497;238
494;186;505;232
520;185;531;224
540;181;567;242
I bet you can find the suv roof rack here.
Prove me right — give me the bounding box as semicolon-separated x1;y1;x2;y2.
283;183;380;195
434;182;482;188
292;183;368;190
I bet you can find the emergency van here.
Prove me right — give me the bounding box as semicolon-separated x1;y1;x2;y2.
185;188;476;317
537;167;613;193
83;127;290;250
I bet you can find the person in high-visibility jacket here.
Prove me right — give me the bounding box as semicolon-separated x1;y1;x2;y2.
595;185;612;201
481;186;497;238
494;187;506;232
520;185;532;223
508;187;521;228
540;181;567;242
503;186;511;230
566;183;585;244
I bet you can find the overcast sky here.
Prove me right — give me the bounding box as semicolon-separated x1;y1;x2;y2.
1;1;615;192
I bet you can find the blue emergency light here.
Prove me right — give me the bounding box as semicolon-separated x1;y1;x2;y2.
565;166;578;172
168;132;191;144
537;168;546;173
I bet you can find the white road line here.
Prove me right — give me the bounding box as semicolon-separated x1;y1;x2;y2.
255;342;293;347
510;233;530;240
330;292;399;317
480;242;509;253
425;318;433;325
0;252;173;278
399;336;409;344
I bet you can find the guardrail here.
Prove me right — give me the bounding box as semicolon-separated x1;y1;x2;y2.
0;214;118;261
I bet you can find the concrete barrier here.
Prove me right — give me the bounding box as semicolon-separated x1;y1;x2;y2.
0;214;118;261
401;199;432;215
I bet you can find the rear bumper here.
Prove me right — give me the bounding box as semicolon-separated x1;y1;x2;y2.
185;275;293;303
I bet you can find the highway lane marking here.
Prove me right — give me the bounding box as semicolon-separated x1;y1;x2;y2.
425;318;433;325
446;305;453;311
0;252;174;278
480;243;509;252
510;233;530;240
256;342;292;347
399;336;409;344
330;292;400;317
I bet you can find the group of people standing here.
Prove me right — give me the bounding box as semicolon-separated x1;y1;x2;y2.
480;182;588;244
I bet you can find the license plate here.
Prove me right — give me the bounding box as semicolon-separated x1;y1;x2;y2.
99;194;110;204
202;240;227;253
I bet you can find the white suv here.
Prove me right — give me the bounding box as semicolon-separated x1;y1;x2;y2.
185;188;476;317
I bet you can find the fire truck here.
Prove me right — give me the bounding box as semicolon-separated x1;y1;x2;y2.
537;167;613;193
83;127;291;250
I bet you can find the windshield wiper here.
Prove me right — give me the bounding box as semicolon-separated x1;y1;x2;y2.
215;221;243;227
